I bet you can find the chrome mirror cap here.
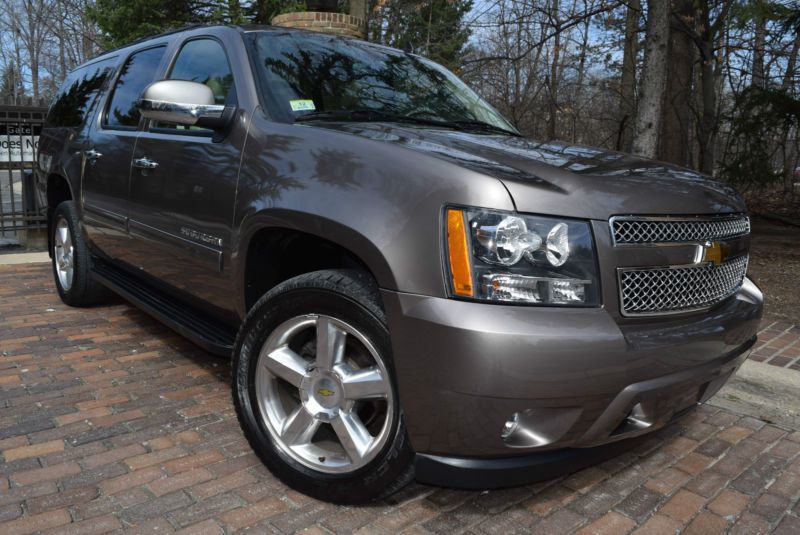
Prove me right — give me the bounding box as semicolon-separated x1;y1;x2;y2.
137;80;226;127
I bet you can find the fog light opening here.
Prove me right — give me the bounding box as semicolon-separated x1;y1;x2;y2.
501;413;520;440
499;407;582;448
611;403;654;437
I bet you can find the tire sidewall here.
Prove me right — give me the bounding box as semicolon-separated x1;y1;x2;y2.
233;282;411;503
51;201;83;304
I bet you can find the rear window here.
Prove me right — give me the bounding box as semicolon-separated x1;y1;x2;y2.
46;58;115;128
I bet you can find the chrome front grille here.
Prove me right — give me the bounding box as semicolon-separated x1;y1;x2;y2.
611;214;750;316
612;215;750;245
619;255;748;316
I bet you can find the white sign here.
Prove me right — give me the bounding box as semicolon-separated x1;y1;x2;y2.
0;124;40;163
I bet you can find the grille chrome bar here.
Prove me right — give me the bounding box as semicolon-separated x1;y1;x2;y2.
618;255;748;316
611;215;750;245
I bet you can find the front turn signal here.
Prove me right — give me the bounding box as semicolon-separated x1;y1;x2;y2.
446;208;474;297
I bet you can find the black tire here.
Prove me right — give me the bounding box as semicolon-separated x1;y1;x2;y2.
50;201;108;307
232;269;414;503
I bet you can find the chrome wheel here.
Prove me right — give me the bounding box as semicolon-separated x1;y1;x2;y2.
53;216;74;291
255;314;394;474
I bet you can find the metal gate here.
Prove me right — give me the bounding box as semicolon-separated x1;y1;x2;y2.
0;103;47;246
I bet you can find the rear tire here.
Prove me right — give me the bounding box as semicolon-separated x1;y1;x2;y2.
232;269;414;503
50;201;108;307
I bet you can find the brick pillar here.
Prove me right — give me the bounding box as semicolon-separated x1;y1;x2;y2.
271;12;366;39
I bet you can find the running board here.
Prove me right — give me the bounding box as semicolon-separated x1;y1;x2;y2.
92;261;236;357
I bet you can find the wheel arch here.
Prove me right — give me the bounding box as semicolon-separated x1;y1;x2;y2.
237;211;397;316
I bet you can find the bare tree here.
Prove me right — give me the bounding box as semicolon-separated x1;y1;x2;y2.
1;0;54;101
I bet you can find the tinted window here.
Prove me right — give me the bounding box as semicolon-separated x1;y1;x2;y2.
151;39;235;133
104;46;166;128
46;59;114;127
169;39;234;105
248;32;516;132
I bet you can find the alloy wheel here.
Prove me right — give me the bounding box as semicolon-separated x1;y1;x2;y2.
53;216;74;291
255;314;394;474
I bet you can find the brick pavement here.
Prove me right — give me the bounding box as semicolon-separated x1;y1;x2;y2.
752;320;800;370
1;262;800;534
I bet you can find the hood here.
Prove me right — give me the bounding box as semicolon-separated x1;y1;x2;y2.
309;122;746;220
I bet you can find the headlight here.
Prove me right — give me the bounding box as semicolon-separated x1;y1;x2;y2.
445;207;600;305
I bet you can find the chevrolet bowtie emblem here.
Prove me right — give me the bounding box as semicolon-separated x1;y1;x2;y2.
317;388;335;397
702;241;730;267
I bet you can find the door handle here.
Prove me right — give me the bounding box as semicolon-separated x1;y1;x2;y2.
133;157;159;170
84;149;102;160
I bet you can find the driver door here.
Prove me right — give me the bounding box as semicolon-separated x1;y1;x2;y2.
123;37;243;312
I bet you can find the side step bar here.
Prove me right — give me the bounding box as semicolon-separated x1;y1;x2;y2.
92;261;236;357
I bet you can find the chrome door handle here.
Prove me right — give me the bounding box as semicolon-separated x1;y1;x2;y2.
84;149;102;160
133;157;159;170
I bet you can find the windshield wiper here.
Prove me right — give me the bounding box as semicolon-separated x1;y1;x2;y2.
295;108;520;136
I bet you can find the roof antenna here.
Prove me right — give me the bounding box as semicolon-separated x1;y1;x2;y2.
403;42;414;54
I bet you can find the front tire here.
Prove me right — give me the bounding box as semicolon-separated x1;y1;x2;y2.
232;270;414;503
50;201;108;307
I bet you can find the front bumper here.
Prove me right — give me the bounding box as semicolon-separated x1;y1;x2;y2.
381;278;762;465
413;337;752;489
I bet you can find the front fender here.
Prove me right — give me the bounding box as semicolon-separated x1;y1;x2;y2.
231;113;514;317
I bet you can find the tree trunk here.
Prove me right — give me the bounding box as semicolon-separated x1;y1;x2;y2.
632;0;670;158
694;1;730;176
696;40;716;174
546;0;561;140
58;0;67;84
572;5;591;142
13;24;24;104
659;0;694;166
751;2;767;88
782;29;800;91
618;0;640;152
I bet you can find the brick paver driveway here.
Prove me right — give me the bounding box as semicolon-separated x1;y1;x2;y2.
2;263;800;534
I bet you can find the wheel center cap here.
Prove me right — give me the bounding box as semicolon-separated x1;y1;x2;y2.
300;370;344;419
312;376;340;408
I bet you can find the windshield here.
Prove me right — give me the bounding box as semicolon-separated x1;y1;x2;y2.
247;31;518;134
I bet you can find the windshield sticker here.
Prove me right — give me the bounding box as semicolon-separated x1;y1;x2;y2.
290;99;316;112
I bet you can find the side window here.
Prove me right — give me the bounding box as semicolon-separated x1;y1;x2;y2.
169;39;234;105
151;39;235;134
104;46;166;129
46;60;114;128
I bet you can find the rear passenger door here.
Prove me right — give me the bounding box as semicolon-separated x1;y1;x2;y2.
82;45;167;259
125;37;243;312
39;57;115;219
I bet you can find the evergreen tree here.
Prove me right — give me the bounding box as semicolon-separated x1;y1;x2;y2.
88;0;237;48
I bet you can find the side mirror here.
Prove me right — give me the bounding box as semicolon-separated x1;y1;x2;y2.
137;80;232;129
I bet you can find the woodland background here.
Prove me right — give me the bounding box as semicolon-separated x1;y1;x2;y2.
1;0;799;214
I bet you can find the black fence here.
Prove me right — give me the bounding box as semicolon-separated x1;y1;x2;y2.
1;103;48;246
